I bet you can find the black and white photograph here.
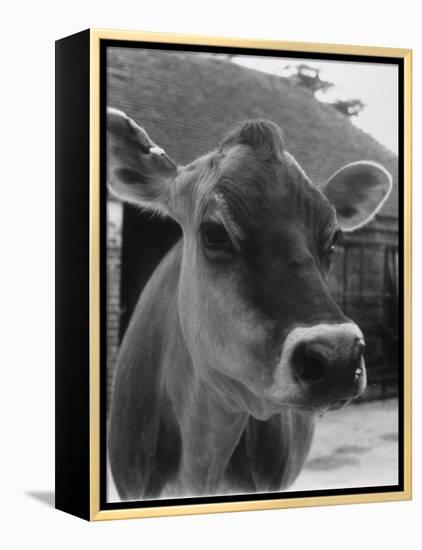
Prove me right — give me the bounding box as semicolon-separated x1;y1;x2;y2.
3;0;420;541
104;42;403;507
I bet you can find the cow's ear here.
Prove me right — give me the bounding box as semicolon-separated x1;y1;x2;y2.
107;107;179;216
321;161;392;232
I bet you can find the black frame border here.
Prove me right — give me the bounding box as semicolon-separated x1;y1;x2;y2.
99;38;405;512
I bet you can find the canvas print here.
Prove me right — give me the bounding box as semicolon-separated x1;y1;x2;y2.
104;45;400;504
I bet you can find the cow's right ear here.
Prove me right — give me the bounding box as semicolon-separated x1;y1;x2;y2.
107;108;179;216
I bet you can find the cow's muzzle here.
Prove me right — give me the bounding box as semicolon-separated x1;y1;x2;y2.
281;323;367;406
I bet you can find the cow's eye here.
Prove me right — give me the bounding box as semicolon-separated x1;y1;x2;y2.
200;221;233;254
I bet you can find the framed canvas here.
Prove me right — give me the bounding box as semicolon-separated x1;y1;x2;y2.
55;29;412;521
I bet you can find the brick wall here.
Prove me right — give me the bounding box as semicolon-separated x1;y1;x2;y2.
106;198;123;410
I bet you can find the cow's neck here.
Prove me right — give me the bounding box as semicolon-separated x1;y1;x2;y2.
162;332;248;495
180;376;248;496
148;243;245;496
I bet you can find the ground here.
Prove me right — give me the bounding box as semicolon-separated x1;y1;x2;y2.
289;397;399;491
107;397;399;501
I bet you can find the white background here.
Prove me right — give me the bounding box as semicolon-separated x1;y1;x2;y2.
0;1;419;548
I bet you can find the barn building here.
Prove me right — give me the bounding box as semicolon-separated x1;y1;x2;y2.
106;48;399;405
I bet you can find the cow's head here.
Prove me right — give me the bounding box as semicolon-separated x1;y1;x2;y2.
107;109;392;418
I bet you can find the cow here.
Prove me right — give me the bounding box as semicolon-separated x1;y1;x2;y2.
107;108;392;501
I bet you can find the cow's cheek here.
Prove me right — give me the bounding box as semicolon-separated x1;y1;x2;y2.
199;280;272;385
179;259;260;380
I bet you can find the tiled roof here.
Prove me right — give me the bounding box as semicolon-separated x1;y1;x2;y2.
108;47;399;221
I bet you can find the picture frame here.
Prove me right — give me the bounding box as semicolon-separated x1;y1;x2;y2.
55;28;412;521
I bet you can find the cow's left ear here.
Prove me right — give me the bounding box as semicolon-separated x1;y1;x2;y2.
321;161;393;232
107;107;179;217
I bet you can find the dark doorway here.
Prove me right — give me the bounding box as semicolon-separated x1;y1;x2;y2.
119;205;182;340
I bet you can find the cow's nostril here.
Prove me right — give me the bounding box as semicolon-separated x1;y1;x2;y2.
292;342;327;383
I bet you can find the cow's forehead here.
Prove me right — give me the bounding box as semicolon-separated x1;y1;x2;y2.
179;143;336;238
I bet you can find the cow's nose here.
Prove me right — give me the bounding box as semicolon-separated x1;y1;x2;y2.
292;333;366;399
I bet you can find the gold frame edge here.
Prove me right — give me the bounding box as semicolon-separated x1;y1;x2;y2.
90;29;101;521
88;28;412;521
